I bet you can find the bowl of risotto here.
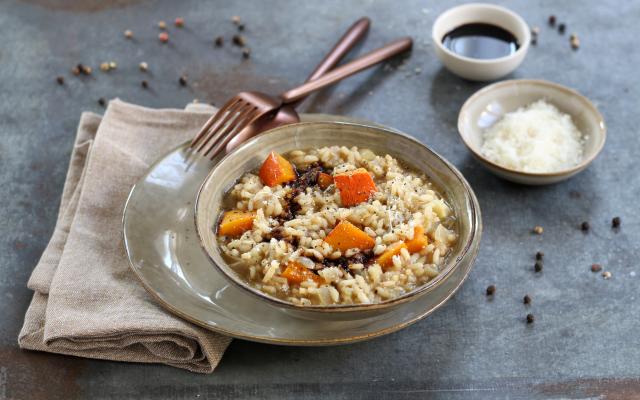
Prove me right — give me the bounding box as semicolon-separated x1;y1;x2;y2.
195;121;481;320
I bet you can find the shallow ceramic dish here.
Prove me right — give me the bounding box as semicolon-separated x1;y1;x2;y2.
432;3;530;81
458;79;606;185
123;114;481;344
195;121;482;321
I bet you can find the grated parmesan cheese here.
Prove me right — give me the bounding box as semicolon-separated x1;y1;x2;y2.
480;100;585;173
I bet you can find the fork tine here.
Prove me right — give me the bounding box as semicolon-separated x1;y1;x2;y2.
196;102;253;157
195;100;247;153
201;105;257;158
203;107;260;159
190;97;241;148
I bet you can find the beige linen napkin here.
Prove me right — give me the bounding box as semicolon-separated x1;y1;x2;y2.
18;99;232;373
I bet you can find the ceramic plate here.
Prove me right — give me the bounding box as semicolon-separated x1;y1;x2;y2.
123;114;479;345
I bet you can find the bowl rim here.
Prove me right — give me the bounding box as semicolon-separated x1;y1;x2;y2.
431;2;531;65
194;121;482;313
457;78;607;178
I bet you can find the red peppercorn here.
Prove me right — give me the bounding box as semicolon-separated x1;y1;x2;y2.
159;32;169;43
175;17;184;27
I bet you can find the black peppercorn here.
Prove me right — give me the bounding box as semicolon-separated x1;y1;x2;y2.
237;23;245;31
141;80;148;89
535;251;544;261
486;285;496;296
179;75;187;86
214;36;224;47
242;47;251;59
558;23;566;34
612;217;621;228
526;313;535;323
98;98;106;107
581;221;590;231
56;76;65;85
534;261;543;272
548;15;556;26
523;295;531;304
232;34;246;46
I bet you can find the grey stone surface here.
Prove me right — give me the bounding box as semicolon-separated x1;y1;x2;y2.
1;0;638;398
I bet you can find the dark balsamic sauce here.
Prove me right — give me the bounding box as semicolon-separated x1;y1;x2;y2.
442;23;519;59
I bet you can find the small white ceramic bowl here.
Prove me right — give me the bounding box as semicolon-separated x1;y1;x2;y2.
432;3;530;81
457;79;606;185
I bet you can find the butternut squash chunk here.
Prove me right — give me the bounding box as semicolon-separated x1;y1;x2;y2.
377;242;408;269
318;172;334;189
281;260;322;284
406;226;429;253
218;210;256;237
258;151;296;187
324;220;375;252
333;168;377;207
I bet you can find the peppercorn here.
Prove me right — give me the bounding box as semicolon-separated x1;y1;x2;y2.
159;32;169;43
56;76;64;85
581;221;590;231
232;34;245;46
535;251;544;261
526;313;535;323
486;285;496;296
591;264;602;272
214;36;224;47
531;26;540;35
231;16;241;25
612;217;621;228
72;66;81;76
237;23;245;31
139;62;148;72
124;29;133;39
175;17;184;27
141;80;148;89
534;261;543;272
558;23;566;34
109;61;117;69
100;62;110;72
523;295;531;304
179;75;187;86
548;15;556;26
533;226;543;235
98;98;106;107
531;38;537;46
570;34;580;50
602;271;612;279
80;64;92;75
158;20;167;29
242;47;251;59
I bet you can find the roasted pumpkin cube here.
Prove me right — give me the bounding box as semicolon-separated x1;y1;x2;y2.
333;168;377;207
406;225;428;253
281;260;322;284
318;172;334;189
258;151;297;187
324;220;375;252
376;242;408;269
218;210;256;237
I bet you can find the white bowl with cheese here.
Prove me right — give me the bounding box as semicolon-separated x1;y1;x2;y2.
457;79;606;185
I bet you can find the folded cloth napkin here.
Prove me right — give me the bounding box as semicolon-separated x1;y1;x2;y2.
18;99;232;373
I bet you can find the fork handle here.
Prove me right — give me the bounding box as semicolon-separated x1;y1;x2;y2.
289;17;370;108
280;37;413;103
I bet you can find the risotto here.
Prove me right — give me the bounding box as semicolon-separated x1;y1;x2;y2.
216;146;458;306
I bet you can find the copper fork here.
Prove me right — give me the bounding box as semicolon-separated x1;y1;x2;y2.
190;36;412;159
226;17;372;150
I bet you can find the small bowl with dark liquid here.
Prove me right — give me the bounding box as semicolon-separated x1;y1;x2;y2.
432;3;530;81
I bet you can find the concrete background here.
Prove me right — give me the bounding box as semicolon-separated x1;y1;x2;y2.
1;0;638;398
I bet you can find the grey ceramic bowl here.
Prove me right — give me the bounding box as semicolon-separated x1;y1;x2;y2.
195;122;482;320
458;79;606;185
